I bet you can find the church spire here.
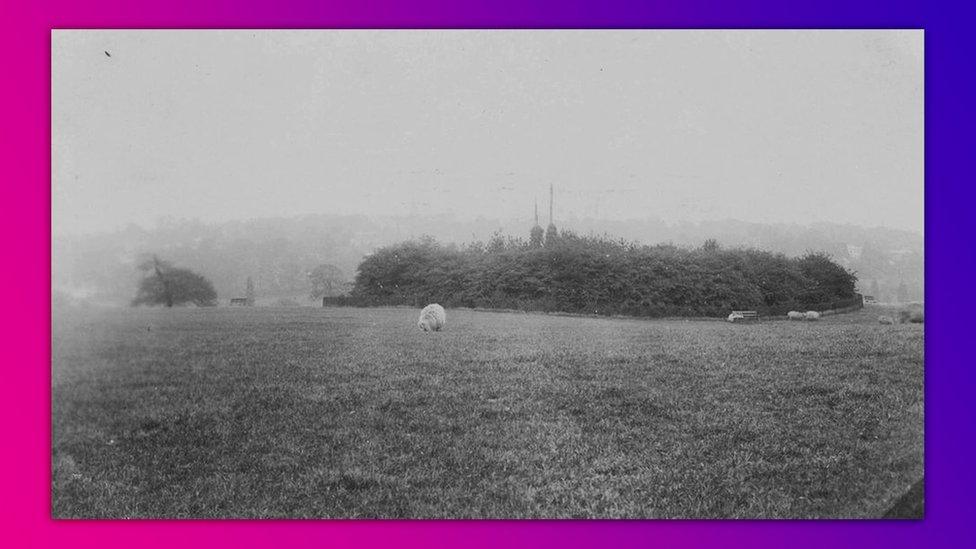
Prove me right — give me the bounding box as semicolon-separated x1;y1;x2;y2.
544;183;558;247
529;194;544;247
549;183;554;226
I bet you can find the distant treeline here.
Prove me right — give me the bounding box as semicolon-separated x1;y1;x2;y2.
53;215;921;306
345;233;859;317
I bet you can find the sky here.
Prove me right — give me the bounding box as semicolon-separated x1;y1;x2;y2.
52;30;923;237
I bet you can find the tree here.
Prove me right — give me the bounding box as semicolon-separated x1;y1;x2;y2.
308;263;346;299
529;225;544;248
796;251;858;304
544;224;559;247
487;230;506;253
350;234;860;317
132;255;217;307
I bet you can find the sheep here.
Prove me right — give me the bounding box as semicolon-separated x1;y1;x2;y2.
804;311;821;321
418;303;446;332
878;315;895;325
787;311;805;321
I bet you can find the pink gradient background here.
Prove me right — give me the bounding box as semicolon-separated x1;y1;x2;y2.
5;0;973;547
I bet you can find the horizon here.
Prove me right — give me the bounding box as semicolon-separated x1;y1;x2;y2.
52;210;924;242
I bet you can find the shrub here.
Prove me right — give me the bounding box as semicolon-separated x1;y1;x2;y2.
351;235;858;318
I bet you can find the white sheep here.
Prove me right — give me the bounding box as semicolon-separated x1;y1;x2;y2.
418;303;446;332
804;311;821;321
878;315;895;325
787;311;805;321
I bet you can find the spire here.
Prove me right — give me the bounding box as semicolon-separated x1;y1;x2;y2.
544;183;558;247
549;183;554;226
530;195;544;247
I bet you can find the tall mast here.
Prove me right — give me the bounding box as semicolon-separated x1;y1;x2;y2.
549;184;554;225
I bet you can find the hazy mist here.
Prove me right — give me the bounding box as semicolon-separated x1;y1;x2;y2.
52;30;923;237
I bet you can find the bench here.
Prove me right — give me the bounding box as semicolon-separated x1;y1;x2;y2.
728;310;759;323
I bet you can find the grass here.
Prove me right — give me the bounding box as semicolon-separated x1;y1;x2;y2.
52;305;923;518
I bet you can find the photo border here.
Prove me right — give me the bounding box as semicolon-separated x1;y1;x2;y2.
7;1;971;547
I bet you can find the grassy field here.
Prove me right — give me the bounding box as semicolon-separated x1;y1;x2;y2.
52;305;923;518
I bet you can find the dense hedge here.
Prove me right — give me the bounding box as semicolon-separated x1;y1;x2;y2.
347;233;858;318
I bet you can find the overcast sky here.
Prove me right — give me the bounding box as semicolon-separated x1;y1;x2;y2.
52;30;923;236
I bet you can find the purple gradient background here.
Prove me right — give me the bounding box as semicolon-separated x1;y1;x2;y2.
3;1;972;547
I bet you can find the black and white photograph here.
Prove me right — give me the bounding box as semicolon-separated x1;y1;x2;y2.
52;30;923;519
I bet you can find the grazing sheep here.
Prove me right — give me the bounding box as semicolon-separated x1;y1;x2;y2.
804;311;821;321
878;315;895;325
787;311;805;321
418;303;446;332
